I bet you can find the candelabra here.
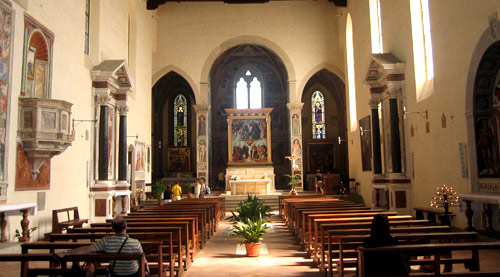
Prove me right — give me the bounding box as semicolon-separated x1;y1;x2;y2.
430;184;459;215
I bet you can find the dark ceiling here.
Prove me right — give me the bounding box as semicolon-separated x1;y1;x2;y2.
146;0;347;10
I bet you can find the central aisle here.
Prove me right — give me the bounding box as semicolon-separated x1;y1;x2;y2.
184;213;321;277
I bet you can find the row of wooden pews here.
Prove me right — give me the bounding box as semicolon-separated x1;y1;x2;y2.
0;197;224;277
281;196;500;277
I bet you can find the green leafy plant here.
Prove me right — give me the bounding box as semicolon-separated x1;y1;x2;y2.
228;195;271;223
151;180;165;202
15;227;38;238
230;217;269;245
284;174;301;190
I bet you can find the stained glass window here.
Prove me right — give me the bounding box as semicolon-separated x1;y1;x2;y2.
174;94;187;146
312;91;326;139
235;70;262;109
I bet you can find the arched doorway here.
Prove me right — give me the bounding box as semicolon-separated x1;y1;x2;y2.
152;72;196;181
209;44;290;189
301;69;348;190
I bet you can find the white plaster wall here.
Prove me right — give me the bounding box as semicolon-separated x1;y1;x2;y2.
346;0;500;229
3;0;155;242
152;0;345;104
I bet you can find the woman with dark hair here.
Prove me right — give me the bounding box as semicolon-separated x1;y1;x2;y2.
362;214;410;276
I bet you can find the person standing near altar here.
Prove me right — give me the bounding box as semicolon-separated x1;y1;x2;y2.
198;177;208;198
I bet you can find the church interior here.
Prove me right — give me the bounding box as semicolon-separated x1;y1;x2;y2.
1;0;500;276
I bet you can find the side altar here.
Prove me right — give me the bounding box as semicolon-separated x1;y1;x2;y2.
224;108;276;194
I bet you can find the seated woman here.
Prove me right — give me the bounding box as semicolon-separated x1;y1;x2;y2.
362;214;410;276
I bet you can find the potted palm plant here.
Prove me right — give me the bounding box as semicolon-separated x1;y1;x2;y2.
230;217;269;257
152;180;165;206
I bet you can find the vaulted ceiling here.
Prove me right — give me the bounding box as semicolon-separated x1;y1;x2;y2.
146;0;347;10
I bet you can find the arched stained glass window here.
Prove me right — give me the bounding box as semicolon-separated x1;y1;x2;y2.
312;91;326;139
174;94;187;146
235;70;262;109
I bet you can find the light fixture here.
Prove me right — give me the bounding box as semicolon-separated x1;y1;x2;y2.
127;133;139;139
403;107;428;119
360;126;371;136
338;136;353;145
72;119;97;141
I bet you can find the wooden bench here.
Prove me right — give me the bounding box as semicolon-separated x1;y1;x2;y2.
357;242;500;276
0;252;146;277
334;231;477;277
48;231;181;276
52;207;89;234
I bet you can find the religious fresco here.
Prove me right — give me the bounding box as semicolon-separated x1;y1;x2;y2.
21;13;54;98
198;115;206;136
292;113;300;135
230;118;268;163
135;141;146;173
198;139;206;162
307;142;334;173
291;138;302;157
359;116;372;171
476;117;499;177
0;1;12;183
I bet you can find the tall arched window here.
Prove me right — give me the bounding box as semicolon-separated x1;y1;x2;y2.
410;0;434;101
174;94;187;146
312;91;326;139
235;70;262;109
369;0;383;53
346;13;358;131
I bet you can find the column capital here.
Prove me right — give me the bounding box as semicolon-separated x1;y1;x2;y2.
97;94;112;106
117;105;129;115
387;87;402;99
193;104;210;114
286;103;304;112
369;99;380;109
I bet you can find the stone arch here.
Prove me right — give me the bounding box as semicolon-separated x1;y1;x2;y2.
200;35;296;103
152;65;199;103
301;69;348;187
465;22;500;193
152;71;196;181
297;62;345;102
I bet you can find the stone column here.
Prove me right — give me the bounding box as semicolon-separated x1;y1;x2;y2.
369;99;382;175
193;105;210;185
388;89;402;173
98;103;109;181
117;106;128;182
287;103;304;191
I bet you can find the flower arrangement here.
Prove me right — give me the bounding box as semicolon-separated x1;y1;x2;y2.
135;188;144;200
430;184;459;215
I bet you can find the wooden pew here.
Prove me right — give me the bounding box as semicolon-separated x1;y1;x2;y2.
0;252;146;277
49;231;183;276
20;241;168;277
333;231;476;277
52;207;88;234
67;225;193;271
357;242;500;277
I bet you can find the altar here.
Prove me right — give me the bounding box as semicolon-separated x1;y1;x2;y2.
229;179;273;195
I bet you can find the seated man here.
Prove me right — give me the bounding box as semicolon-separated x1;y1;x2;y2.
57;216;148;277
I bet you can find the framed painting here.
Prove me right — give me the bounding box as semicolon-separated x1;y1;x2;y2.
167;147;191;172
307;142;334;173
359;116;372;171
134;141;146;181
226;108;273;165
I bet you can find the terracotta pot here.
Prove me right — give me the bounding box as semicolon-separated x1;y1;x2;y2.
187;193;193;199
290;189;298;196
158;201;164;206
245;242;261;257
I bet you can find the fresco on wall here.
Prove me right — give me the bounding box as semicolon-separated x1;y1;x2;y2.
476;117;499;177
198;115;206;136
108;107;114;178
0;2;12;183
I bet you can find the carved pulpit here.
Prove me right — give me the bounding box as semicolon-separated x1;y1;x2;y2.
225;108;275;194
